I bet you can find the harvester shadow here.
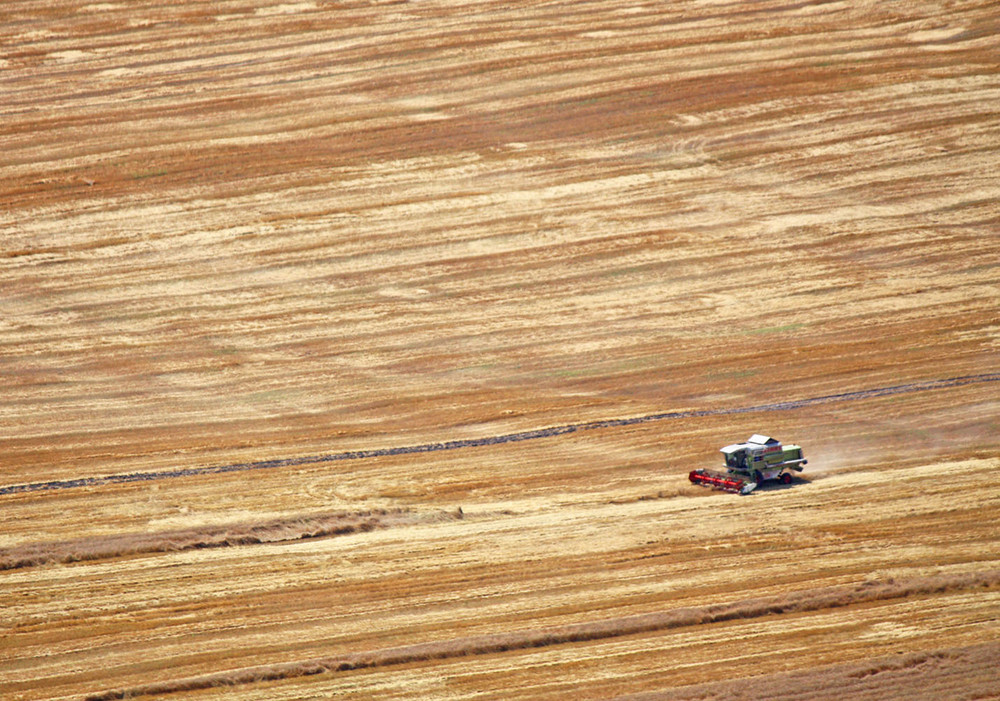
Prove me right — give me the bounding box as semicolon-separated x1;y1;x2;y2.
750;478;801;493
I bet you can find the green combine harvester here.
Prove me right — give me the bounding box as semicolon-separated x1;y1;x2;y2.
689;434;807;494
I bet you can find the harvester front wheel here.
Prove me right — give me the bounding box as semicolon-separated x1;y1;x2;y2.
754;470;764;485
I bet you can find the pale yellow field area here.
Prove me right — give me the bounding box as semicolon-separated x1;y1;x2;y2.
2;1;999;699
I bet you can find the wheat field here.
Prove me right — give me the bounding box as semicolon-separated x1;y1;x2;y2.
2;1;999;699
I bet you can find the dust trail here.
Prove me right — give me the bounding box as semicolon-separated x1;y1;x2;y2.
0;508;453;571
4;373;997;497
86;569;1000;701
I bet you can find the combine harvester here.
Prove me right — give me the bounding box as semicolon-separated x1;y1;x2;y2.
689;434;807;494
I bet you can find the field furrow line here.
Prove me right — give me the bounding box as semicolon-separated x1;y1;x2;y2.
85;569;1000;701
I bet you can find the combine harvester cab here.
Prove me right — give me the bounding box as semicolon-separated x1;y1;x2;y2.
689;434;807;494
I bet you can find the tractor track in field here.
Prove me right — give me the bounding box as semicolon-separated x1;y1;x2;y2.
3;373;997;498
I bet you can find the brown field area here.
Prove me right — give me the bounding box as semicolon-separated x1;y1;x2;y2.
2;1;1000;699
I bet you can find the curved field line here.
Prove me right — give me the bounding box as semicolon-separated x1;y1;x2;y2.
0;508;436;572
85;569;1000;700
3;373;997;497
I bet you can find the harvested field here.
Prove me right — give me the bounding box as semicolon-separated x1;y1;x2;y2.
2;1;999;700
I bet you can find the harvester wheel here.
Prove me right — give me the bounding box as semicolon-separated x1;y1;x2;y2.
780;472;793;485
754;470;764;485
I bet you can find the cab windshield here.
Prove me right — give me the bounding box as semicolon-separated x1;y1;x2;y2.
725;450;746;469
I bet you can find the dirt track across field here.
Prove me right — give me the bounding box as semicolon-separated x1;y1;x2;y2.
2;1;998;700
